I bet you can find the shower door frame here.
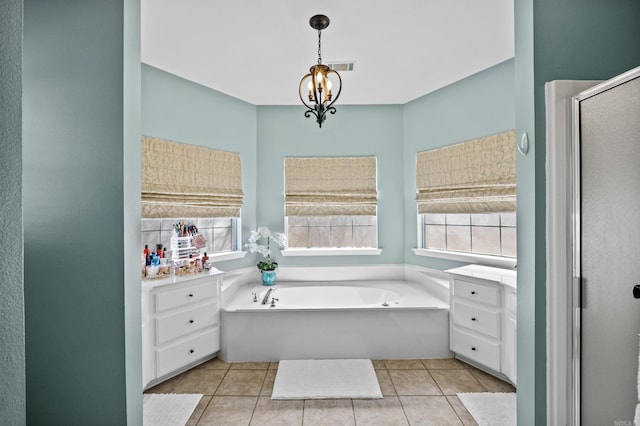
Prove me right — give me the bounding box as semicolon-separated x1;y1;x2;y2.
569;66;640;426
546;66;640;426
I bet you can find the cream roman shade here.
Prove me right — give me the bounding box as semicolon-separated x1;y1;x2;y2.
416;130;516;214
141;136;243;218
285;156;377;216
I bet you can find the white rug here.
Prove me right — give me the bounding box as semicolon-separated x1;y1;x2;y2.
457;392;516;426
143;393;202;426
272;359;382;400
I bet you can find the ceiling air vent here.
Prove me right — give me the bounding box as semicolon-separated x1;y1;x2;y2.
327;62;355;72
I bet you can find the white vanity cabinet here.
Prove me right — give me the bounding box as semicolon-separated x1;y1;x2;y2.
142;271;223;389
447;265;517;385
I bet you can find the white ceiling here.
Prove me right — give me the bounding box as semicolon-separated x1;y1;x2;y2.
141;0;514;106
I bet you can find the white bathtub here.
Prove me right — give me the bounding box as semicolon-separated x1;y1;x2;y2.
220;266;452;362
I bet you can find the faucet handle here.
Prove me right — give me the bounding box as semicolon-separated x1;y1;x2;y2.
270;297;279;308
251;292;258;302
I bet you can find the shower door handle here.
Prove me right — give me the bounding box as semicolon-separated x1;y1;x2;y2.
633;284;640;299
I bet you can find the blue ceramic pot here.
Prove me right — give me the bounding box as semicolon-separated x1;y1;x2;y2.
261;270;277;286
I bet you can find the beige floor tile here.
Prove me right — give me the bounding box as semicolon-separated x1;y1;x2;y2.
353;396;409;426
143;372;185;394
231;362;270;370
422;358;467;370
195;357;232;370
197;396;257;426
446;395;479;426
268;361;279;370
185;395;210;426
249;396;303;426
173;369;227;395
399;395;463;425
260;370;277;396
302;399;355;426
216;370;267;396
429;369;485;395
388;370;442;395
375;369;397;396
467;368;516;392
371;359;387;369
384;359;426;370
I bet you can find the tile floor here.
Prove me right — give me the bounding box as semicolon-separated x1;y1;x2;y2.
144;357;516;425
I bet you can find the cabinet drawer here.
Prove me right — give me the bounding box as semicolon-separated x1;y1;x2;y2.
155;280;217;313
156;301;219;345
156;327;220;378
452;327;500;371
453;300;501;339
453;279;500;307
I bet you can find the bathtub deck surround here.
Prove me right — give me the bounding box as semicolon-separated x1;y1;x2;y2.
220;265;451;362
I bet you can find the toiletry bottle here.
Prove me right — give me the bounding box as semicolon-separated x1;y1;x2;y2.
143;244;151;256
156;243;163;258
202;252;210;270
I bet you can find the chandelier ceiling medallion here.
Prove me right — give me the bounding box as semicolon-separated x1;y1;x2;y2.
299;14;342;128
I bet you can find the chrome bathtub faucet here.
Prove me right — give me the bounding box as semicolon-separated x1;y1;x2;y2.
261;287;276;305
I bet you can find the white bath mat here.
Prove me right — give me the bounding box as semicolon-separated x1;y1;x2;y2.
457;392;516;426
143;393;202;426
272;359;382;400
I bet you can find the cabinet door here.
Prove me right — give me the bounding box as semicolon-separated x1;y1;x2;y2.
503;314;517;384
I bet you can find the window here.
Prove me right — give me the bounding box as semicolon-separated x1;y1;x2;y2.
415;130;517;263
421;212;516;258
284;156;378;250
140;137;245;261
286;215;377;248
141;217;240;257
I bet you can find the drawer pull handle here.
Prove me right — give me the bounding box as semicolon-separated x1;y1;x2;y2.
471;291;476;295
471;317;477;321
188;294;194;297
471;347;477;351
189;349;195;354
189;320;194;324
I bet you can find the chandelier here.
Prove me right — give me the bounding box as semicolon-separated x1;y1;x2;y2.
299;15;342;128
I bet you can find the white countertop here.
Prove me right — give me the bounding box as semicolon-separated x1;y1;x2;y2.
141;267;225;291
446;264;517;289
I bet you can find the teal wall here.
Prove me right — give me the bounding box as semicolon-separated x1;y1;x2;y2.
403;59;516;270
0;0;26;423
124;0;143;424
256;105;405;266
141;64;258;271
23;0;141;423
514;1;640;424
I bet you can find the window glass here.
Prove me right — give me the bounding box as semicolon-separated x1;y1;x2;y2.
286;216;377;248
141;217;238;257
422;212;516;259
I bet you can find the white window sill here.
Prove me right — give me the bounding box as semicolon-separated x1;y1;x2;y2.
209;251;247;263
281;248;383;257
412;248;516;269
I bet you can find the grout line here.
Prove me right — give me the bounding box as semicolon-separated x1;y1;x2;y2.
350;399;357;425
445;395;469;426
192;395;212;426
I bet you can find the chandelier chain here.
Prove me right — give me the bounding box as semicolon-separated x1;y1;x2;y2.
317;30;322;65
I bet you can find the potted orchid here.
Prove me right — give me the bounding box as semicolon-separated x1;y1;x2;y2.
245;227;288;285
